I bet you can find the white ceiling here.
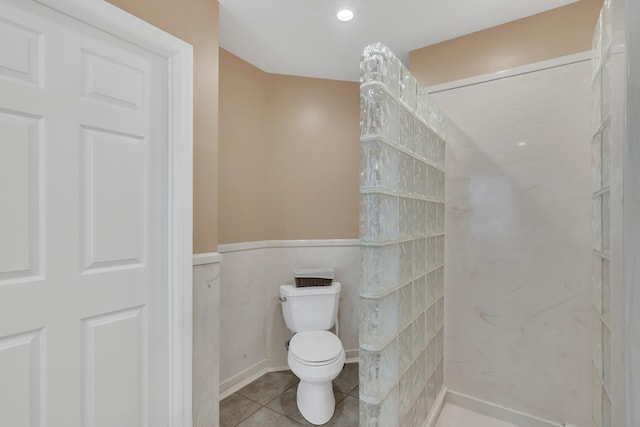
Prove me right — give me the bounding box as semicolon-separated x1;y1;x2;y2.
219;0;577;82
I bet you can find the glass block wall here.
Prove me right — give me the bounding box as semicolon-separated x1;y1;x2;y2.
359;43;446;427
592;1;613;426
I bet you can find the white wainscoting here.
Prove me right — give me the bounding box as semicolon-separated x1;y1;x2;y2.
193;253;222;427
218;240;360;398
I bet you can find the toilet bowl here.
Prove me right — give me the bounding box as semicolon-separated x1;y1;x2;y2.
287;330;345;425
279;282;345;425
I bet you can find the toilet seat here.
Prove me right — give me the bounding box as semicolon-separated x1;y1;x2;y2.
289;330;343;366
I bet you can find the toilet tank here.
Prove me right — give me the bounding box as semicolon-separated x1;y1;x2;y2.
279;282;341;333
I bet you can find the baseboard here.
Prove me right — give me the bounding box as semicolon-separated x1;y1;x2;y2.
445;390;564;427
219;359;269;400
423;386;447;427
345;348;359;363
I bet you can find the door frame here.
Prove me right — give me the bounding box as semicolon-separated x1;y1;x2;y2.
34;0;194;426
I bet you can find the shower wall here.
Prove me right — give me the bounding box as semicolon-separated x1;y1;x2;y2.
431;57;593;426
359;44;446;427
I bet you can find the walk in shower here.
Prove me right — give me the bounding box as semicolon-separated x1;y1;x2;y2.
358;0;638;425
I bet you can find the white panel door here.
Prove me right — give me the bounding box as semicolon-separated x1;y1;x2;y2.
0;1;170;426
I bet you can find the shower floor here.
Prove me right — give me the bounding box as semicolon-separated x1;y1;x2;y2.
435;403;519;427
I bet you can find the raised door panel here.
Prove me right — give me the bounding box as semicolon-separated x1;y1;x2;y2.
0;110;43;284
0;18;42;86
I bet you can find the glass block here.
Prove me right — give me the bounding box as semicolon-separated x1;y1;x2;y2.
602;0;613;49
398;323;413;376
602;191;610;255
436;170;446;201
593;365;603;427
361;85;398;141
360;292;398;350
602;56;612;120
360;193;399;243
413;349;427;402
426;304;436;342
426;202;437;236
426;236;437;271
398;105;414;153
413;239;426;278
425;131;438;168
413;313;426;358
593;252;603;313
399;365;414;421
435;329;444;358
603;389;611;427
360;341;398;402
399;197;413;240
603;257;611;324
425;269;437;308
361;139;398;192
413;199;427;237
398;282;413;331
436;266;444;299
413;160;427;198
399;241;414;286
436;297;444;330
435;136;446;170
592;132;602;193
436;202;445;234
399;64;417;111
425;164;436;200
361;43;400;96
414;118;428;161
436;235;445;267
413;384;427;427
425;371;436;414
416;88;429;123
593;310;603;378
399;151;413;195
361;244;399;296
592;12;602;78
592;73;602;130
413;275;427;317
360;387;399;427
603;324;611;391
602;124;611;188
592;194;602;252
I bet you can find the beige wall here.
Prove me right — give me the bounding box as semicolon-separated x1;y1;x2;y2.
219;49;360;244
410;0;603;86
106;0;219;253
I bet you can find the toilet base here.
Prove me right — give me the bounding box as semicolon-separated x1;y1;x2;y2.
296;380;335;425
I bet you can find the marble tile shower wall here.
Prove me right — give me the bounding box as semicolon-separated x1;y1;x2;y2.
359;44;446;427
592;2;613;426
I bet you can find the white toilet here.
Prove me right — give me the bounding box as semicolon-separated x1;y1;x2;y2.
279;282;345;425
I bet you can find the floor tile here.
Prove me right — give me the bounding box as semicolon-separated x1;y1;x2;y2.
219;393;261;427
236;407;304;427
324;395;360;427
348;385;359;398
237;370;298;405
333;362;359;395
435;403;519;427
268;383;346;426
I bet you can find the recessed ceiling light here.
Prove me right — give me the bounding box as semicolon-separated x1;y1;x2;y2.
517;141;527;147
336;8;355;22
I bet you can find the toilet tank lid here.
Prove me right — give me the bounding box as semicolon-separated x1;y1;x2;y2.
280;282;341;297
294;268;334;279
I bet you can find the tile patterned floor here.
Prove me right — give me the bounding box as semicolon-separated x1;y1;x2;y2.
220;362;359;427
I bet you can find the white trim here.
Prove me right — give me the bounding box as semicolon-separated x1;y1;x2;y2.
426;51;593;94
193;252;223;266
423;386;447;427
444;390;563;427
33;2;194;426
218;239;360;253
344;348;359;363
220;360;270;400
